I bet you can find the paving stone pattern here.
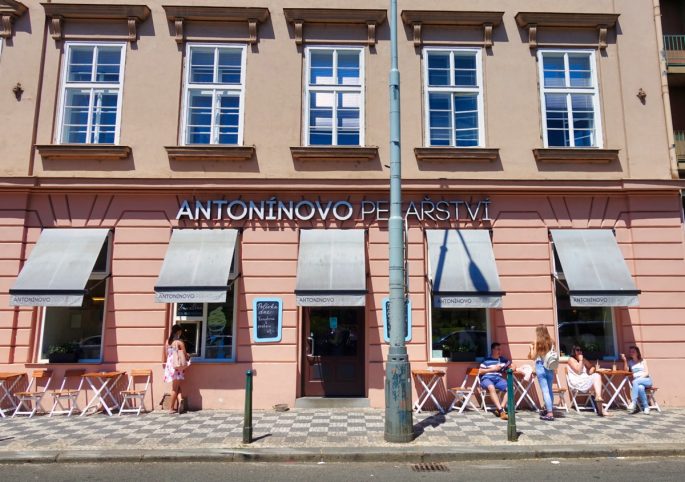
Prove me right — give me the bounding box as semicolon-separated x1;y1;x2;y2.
1;408;684;451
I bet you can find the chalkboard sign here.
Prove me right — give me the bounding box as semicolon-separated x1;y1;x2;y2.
252;298;283;343
382;297;412;343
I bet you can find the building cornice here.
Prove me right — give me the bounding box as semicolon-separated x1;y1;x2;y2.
0;0;27;39
515;12;620;50
400;10;504;48
283;8;387;46
41;3;151;42
162;6;270;44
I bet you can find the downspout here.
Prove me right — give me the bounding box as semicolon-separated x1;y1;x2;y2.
653;0;680;179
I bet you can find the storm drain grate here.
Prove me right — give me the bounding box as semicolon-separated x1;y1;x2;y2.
411;462;450;472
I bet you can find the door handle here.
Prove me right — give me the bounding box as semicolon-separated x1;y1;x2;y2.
307;333;315;357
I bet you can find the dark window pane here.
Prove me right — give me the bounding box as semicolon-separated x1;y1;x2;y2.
431;308;487;360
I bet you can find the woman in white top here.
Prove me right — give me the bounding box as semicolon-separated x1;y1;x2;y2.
567;345;605;416
621;345;653;414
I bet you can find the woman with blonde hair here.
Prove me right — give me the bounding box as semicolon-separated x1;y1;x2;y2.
528;324;555;421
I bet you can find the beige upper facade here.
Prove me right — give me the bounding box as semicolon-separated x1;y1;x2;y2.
0;0;675;181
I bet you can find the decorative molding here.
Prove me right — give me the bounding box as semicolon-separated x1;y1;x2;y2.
283;8;387;46
41;3;151;42
0;0;27;39
36;144;132;161
165;145;256;162
400;10;504;48
533;148;620;164
162;6;270;45
290;146;379;162
414;147;499;163
514;12;620;50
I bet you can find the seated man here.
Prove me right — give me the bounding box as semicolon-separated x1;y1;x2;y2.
479;342;513;420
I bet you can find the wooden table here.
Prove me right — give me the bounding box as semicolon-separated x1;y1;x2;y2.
412;369;446;414
80;371;125;416
0;372;26;418
597;369;632;410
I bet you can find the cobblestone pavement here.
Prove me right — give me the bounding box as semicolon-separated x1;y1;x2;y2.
0;408;683;451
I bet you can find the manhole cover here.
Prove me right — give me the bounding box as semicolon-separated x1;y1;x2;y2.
411;462;450;472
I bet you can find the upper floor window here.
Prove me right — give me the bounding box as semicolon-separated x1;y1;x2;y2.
538;50;602;148
423;48;483;148
305;47;364;146
182;44;246;146
58;42;126;144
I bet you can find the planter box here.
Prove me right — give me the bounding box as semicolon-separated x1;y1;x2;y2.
48;352;78;363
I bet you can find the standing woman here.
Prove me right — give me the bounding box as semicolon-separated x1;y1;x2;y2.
621;345;653;414
164;324;188;414
529;324;555;421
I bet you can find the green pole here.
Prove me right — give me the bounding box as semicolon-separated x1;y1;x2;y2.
506;369;518;442
243;369;253;444
384;0;413;443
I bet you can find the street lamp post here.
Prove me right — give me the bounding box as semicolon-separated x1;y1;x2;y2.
384;0;413;443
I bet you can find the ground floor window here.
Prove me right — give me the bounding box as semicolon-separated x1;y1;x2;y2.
174;286;236;361
431;308;488;361
556;289;615;360
40;279;106;363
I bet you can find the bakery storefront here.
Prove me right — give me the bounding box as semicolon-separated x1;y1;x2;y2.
2;187;684;409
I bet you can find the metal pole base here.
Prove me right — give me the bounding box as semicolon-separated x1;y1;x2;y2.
384;348;413;443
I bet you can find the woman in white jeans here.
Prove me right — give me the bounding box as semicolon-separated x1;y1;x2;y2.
621;345;653;414
528;325;555;421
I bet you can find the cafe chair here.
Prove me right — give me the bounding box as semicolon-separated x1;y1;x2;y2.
553;373;570;412
12;370;53;418
49;369;85;417
447;367;481;413
645;387;662;413
118;369;152;416
565;366;597;413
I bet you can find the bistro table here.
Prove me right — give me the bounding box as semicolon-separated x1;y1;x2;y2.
597;369;632;410
412;369;446;414
80;371;125;416
0;372;26;418
513;371;539;411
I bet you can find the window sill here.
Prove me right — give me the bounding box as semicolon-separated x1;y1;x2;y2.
290;146;379;162
189;358;235;364
533;148;619;164
35;144;132;161
414;147;499;163
165;145;256;162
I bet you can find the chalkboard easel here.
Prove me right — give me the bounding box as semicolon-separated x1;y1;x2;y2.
252;298;283;343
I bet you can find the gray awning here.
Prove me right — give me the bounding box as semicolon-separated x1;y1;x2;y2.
295;229;366;306
426;229;504;308
551;229;640;307
154;229;238;303
9;228;109;307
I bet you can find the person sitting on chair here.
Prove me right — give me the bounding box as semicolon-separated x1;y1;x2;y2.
479;342;512;420
567;345;605;416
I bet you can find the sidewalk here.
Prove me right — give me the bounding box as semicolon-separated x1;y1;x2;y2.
1;407;684;463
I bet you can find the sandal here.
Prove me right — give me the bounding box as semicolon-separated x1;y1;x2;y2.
540;414;554;421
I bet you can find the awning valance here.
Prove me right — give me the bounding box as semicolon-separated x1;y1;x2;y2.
551;229;639;307
9;228;109;307
295;229;366;307
154;229;238;303
426;229;504;308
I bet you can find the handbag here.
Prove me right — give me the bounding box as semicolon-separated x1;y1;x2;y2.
172;345;188;371
543;345;559;370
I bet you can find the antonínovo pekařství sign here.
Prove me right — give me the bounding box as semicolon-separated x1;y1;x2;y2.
176;197;492;222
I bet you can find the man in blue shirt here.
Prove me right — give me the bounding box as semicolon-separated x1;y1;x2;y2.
479;342;512;420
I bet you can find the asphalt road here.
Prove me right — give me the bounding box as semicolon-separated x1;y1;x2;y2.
2;456;685;481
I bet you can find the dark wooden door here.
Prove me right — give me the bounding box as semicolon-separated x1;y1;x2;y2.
302;307;365;397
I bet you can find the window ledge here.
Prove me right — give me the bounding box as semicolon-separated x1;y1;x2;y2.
36;144;132;161
165;145;256;162
283;8;387;46
414;147;499;163
515;12;620;50
162;6;270;44
290;146;379;162
42;3;151;42
533;148;619;164
0;0;27;39
400;10;504;48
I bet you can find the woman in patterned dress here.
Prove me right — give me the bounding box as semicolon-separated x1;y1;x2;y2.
164;324;188;414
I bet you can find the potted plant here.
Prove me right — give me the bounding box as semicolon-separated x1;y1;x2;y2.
443;338;477;362
580;342;602;362
47;343;79;363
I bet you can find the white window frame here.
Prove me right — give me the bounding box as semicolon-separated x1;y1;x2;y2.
173;288;238;362
56;41;127;145
181;43;247;146
537;49;603;148
422;47;485;147
428;305;491;363
303;46;365;147
37;232;112;363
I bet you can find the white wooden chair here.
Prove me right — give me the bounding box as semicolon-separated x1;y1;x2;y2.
49;369;85;417
565;366;597;413
118;369;152;416
447;368;481;413
12;370;53;418
553;372;570;412
645;387;661;412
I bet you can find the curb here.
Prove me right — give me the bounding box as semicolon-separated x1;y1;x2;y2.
0;443;684;464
